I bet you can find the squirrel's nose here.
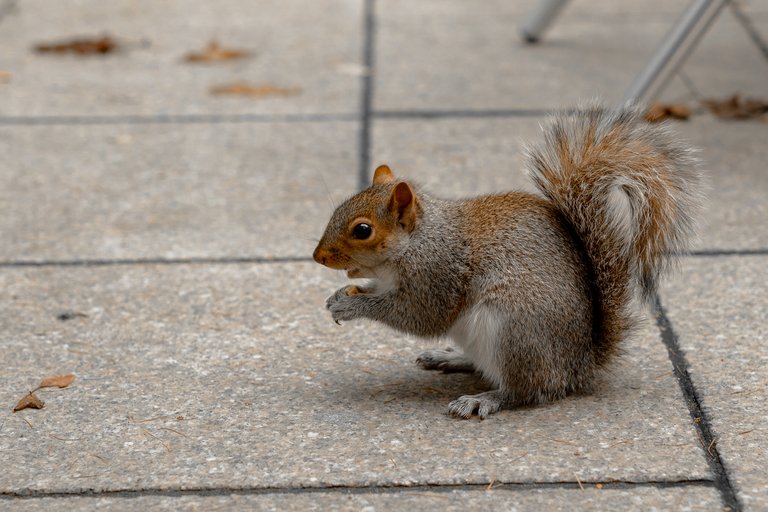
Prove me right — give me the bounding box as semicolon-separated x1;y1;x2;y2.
313;246;327;265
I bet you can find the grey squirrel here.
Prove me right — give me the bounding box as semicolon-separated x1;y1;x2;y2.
313;106;704;418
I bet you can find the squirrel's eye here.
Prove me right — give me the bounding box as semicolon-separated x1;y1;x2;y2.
352;223;373;240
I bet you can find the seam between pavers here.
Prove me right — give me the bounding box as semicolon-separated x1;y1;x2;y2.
375;108;552;119
0;113;358;126
0;109;553;126
689;248;768;257
653;294;742;512
6;104;767;125
0;256;314;268
357;0;376;190
1;249;765;268
0;479;716;501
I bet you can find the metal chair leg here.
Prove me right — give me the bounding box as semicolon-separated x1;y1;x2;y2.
622;0;729;105
520;0;571;43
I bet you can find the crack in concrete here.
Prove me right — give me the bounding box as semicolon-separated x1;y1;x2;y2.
0;478;716;500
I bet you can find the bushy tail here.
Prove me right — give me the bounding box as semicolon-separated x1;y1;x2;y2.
526;105;704;365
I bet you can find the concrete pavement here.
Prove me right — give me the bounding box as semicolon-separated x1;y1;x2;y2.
1;0;766;510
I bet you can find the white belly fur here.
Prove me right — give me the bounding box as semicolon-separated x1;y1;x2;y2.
448;304;504;387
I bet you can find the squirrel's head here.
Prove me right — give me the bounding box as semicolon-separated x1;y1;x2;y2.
313;165;420;278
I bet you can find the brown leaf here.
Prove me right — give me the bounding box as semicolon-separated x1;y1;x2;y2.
13;392;44;412
34;36;118;55
702;94;768;120
644;102;691;123
0;71;11;83
185;40;250;63
209;82;301;98
38;373;76;389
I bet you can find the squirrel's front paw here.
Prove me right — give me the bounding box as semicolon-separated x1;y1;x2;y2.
326;286;364;324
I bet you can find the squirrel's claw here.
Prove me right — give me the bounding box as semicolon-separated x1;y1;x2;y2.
326;285;361;324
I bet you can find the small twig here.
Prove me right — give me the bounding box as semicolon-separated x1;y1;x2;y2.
728;388;762;397
86;452;109;463
487;479;496;491
48;433;81;442
576;476;584;491
128;413;180;424
68;452;109;471
159;427;188;438
142;428;171;453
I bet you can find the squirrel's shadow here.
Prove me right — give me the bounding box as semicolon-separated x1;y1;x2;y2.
319;360;613;420
329;365;492;411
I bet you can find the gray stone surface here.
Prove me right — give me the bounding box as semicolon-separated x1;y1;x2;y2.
372;116;768;251
0;0;362;117
2;0;766;508
375;0;768;111
1;486;723;511
674;119;768;252
0;122;356;261
0;264;708;494
662;256;768;509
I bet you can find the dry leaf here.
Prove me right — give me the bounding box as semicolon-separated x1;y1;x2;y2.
185;40;250;63
34;36;117;55
0;71;11;83
38;373;76;389
13;392;44;412
702;94;768;120
209;82;301;98
644;102;691;123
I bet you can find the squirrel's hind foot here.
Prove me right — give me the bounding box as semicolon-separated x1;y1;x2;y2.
448;390;511;419
416;347;475;373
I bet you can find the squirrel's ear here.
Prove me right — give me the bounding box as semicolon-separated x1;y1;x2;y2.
388;182;418;232
373;164;395;186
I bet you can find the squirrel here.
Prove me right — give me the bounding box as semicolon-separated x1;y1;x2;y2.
313;105;704;419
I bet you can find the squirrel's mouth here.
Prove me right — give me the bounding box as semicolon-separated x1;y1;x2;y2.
346;267;363;278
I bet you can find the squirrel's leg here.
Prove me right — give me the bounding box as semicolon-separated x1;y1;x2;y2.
444;303;520;418
416;347;475;373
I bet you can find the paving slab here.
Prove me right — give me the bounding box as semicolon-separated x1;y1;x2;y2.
0;263;708;495
0;122;357;262
674;118;768;252
372;116;768;251
661;256;768;509
0;486;723;512
0;0;362;117
374;0;768;111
